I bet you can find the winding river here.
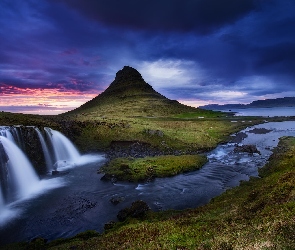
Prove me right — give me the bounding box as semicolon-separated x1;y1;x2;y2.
0;121;295;245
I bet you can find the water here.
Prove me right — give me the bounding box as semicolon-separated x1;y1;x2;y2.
0;187;4;210
45;128;80;166
0;127;97;230
0;136;40;200
228;106;295;117
0;121;294;245
34;127;53;171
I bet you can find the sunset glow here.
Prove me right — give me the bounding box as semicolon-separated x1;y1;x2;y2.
0;84;99;115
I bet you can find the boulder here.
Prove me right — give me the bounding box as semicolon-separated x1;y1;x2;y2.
110;196;125;205
104;221;116;230
117;200;150;221
234;144;261;154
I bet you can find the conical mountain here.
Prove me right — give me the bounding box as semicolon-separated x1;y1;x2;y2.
68;66;198;117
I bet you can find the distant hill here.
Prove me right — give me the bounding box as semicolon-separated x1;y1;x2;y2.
200;97;295;110
66;66;199;117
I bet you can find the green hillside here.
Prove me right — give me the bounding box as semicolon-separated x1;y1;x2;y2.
65;66;203;118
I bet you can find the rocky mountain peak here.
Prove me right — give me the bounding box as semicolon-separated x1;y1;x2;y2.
106;66;147;89
115;66;143;82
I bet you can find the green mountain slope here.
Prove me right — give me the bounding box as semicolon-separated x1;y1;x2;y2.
66;66;198;117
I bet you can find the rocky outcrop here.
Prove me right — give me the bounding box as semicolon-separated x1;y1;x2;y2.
110;196;125;205
234;144;261;154
117;200;150;221
106;141;163;159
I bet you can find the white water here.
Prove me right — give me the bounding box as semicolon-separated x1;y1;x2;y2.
0;136;40;200
34;127;53;171
0;128;15;143
0;126;81;226
0;186;4;209
45;128;80;169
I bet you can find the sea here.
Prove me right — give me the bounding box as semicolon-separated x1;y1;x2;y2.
215;106;295;117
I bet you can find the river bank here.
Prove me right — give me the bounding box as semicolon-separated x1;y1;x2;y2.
6;132;295;249
1;109;295;247
0;121;294;248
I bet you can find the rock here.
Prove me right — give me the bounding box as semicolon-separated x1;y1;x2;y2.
117;200;150;221
53;160;75;170
52;170;69;176
234;144;261;154
104;221;116;230
30;237;48;244
230;132;248;143
100;174;117;183
52;170;60;175
248;128;272;134
145;129;164;137
110;196;125;205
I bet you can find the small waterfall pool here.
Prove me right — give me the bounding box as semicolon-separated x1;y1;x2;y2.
0;121;295;245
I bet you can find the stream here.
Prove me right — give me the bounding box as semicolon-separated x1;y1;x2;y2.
0;121;295;245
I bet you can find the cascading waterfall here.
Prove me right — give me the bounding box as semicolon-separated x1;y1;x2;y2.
10;126;23;149
44;128;80;169
0;127;15;143
0;126;82;212
0;136;40;200
34;127;53;171
0;125;89;226
0;185;4;211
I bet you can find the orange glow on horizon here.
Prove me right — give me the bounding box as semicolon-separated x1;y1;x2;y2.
0;85;100;115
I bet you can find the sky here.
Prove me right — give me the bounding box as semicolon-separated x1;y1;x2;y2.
0;0;295;115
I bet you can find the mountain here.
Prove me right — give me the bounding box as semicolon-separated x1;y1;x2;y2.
200;97;295;110
66;66;198;117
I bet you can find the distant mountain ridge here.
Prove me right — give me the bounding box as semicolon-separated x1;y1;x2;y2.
200;97;295;110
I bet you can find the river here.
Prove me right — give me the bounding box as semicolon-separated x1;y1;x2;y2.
0;121;295;245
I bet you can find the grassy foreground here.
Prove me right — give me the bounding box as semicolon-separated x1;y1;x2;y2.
99;154;208;182
6;136;294;249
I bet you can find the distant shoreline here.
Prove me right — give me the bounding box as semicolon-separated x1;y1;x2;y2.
200;97;295;110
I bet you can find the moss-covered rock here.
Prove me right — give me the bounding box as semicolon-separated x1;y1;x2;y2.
99;154;207;182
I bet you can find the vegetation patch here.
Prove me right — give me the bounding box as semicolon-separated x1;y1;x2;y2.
99;154;207;182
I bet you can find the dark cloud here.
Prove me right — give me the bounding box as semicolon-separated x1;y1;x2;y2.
0;0;294;114
55;0;258;34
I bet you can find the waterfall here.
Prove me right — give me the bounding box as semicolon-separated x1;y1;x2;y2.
0;136;40;200
0;127;15;143
10;126;25;150
0;186;4;211
34;127;53;171
44;128;80;169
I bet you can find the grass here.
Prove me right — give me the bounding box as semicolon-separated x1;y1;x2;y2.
8;136;294;249
99;154;208;182
65;114;267;153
